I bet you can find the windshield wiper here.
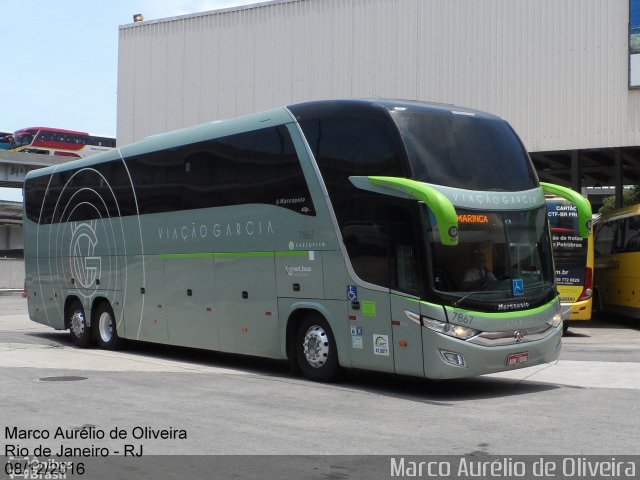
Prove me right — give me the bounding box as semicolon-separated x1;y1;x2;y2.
453;290;489;307
452;288;513;307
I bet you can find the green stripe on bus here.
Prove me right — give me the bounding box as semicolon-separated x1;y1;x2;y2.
440;297;559;318
395;295;558;318
160;251;309;260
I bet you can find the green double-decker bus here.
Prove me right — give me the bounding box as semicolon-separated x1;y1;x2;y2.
23;99;591;381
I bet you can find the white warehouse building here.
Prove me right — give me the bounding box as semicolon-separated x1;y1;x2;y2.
117;0;640;201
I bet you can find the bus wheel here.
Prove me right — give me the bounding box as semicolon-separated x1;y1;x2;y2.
95;302;121;350
295;314;340;382
67;300;92;348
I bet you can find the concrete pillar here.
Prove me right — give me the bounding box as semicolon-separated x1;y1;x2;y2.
614;148;623;208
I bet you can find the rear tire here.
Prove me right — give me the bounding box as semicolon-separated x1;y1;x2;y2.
295;314;340;382
95;302;122;350
67;299;92;348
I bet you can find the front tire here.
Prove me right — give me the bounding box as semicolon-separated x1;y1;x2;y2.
67;299;92;348
95;302;121;350
295;314;340;382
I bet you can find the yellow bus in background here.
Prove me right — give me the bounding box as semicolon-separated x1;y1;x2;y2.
546;196;594;333
594;204;640;319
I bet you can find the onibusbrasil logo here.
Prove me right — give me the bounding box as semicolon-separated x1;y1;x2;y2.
69;221;101;290
375;336;387;348
374;335;389;356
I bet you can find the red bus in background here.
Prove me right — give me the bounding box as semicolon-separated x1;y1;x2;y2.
10;127;115;158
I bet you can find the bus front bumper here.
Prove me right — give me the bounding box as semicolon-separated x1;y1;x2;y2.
422;322;563;380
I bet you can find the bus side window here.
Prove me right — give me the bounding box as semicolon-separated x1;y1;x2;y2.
129;149;183;214
624;216;640;252
24;175;50;223
612;219;627;253
342;195;391;288
232;126;315;215
299;114;409;289
181;126;314;214
182;141;235;210
595;220;615;257
299;114;407;220
342;198;421;295
389;205;422;296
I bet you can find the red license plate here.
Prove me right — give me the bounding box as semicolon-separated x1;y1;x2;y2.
507;352;529;366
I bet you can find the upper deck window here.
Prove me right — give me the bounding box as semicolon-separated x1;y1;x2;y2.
391;109;538;192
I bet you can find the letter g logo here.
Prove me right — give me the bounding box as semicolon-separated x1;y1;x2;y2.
69;221;101;289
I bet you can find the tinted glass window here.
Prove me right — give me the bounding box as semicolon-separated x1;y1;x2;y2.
34;131;115;148
90;136;116;147
181;125;314;214
623;216;640;252
300;115;405;218
595;220;617;256
26;125;313;224
55;169;101;223
299;115;409;286
128;149;183;214
611;220;626;253
235;126;313;214
392;110;537;191
389;206;422;295
25;161;138;225
342;196;422;293
24;174;50;223
301;115;405;186
182;141;235;211
341;194;391;287
94;161;137;217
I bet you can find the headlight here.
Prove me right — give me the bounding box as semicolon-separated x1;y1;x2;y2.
420;316;480;340
547;313;562;328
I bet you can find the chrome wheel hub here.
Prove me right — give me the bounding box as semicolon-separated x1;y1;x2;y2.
70;310;85;337
303;325;329;368
98;312;113;343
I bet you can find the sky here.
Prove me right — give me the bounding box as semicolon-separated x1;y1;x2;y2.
1;0;258;201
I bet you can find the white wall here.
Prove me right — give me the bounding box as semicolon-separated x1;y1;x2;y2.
0;258;23;289
0;225;22;250
117;0;640;152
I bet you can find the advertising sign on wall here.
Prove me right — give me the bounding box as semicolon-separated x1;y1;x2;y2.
630;0;640;87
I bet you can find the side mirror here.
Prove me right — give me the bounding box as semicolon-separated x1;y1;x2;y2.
541;182;592;238
348;176;459;246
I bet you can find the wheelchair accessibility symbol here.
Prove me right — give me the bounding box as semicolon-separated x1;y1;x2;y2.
347;285;358;301
512;279;524;296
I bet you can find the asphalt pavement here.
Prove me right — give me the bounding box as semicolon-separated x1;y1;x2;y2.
1;294;639;479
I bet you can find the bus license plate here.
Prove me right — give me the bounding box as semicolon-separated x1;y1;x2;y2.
507;352;529;366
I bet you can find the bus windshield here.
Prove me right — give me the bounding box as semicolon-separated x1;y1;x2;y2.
391;108;538;191
429;206;555;309
12;132;34;148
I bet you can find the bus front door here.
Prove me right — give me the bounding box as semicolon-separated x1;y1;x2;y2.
390;294;425;377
